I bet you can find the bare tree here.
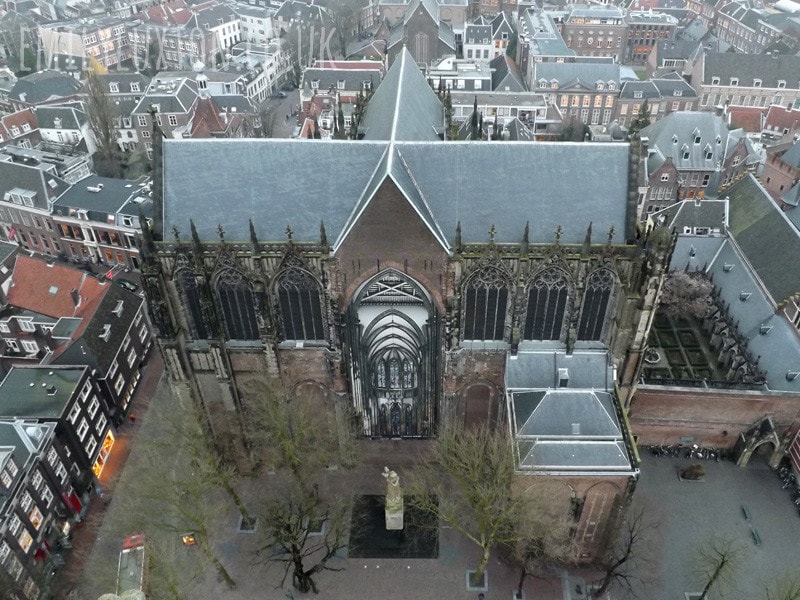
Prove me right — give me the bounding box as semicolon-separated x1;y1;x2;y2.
409;423;536;586
255;478;350;594
328;0;361;58
591;500;660;598
766;573;800;600
242;376;358;593
659;270;714;319
240;376;358;483
505;485;577;599
85;70;120;177
145;389;256;529
116;445;238;589
694;535;744;600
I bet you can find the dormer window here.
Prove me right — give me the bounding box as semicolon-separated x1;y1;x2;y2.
711;76;720;85
682;144;690;160
597;81;605;90
633;90;643;99
693;129;701;144
130;82;140;92
730;77;738;86
778;80;786;89
337;79;345;90
538;78;547;88
753;78;762;87
99;324;112;341
311;79;319;89
550;80;558;89
704;144;713;160
673;89;682;97
109;82;119;93
608;82;615;91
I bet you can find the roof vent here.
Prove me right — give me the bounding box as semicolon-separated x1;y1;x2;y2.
723;263;734;272
571;422;581;435
759;325;772;335
558;368;569;388
739;292;751;301
787;370;800;382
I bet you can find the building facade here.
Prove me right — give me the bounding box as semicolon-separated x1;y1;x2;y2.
141;49;667;562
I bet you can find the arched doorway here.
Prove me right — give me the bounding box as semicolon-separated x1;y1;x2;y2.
462;382;500;429
346;270;439;438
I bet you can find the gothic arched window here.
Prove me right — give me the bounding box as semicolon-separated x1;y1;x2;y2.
176;268;209;339
463;268;509;341
577;268;615;341
524;268;570;341
277;269;325;341
215;268;259;340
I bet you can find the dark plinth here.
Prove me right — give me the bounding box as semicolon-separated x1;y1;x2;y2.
348;495;438;559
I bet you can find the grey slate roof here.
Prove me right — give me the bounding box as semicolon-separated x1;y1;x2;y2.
360;48;443;142
490;54;526;92
641;111;743;174
619;80;660;100
0;366;84;419
674;229;800;394
162;138;630;247
506;349;633;472
780;141;800;169
162;48;631;248
702;53;800;88
301;65;383;95
506;348;614;389
651;198;728;232
53;175;151;219
9;71;83;105
0;157;71;210
53;285;143;375
534;62;621;89
35;103;87;130
726;174;800;305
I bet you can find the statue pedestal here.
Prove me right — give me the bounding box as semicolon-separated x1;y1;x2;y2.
386;504;403;531
385;509;404;530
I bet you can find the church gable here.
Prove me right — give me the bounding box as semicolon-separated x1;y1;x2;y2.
335;177;448;303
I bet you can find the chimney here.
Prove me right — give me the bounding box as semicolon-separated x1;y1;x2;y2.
70;288;80;307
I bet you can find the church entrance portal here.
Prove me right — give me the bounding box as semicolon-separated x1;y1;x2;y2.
347;270;439;438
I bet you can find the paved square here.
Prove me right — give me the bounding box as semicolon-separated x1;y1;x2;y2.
632;453;800;599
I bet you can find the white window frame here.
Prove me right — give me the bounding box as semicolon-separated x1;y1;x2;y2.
85;437;97;458
87;397;99;418
18;320;35;332
21;339;38;354
76;418;89;442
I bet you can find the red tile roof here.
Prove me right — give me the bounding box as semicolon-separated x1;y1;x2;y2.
190;96;245;138
135;0;192;25
727;106;766;133
764;104;800;133
7;255;109;324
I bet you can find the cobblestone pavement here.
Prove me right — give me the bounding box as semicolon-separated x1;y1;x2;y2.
54;349;600;600
54;350;164;599
630;453;800;600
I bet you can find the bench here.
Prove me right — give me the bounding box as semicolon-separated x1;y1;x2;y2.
751;527;762;546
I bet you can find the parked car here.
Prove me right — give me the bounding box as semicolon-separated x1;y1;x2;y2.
272;91;287;99
114;278;139;292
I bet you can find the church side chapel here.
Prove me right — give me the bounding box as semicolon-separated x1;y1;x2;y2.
139;48;669;561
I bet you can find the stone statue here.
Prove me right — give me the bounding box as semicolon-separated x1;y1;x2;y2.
382;466;404;530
